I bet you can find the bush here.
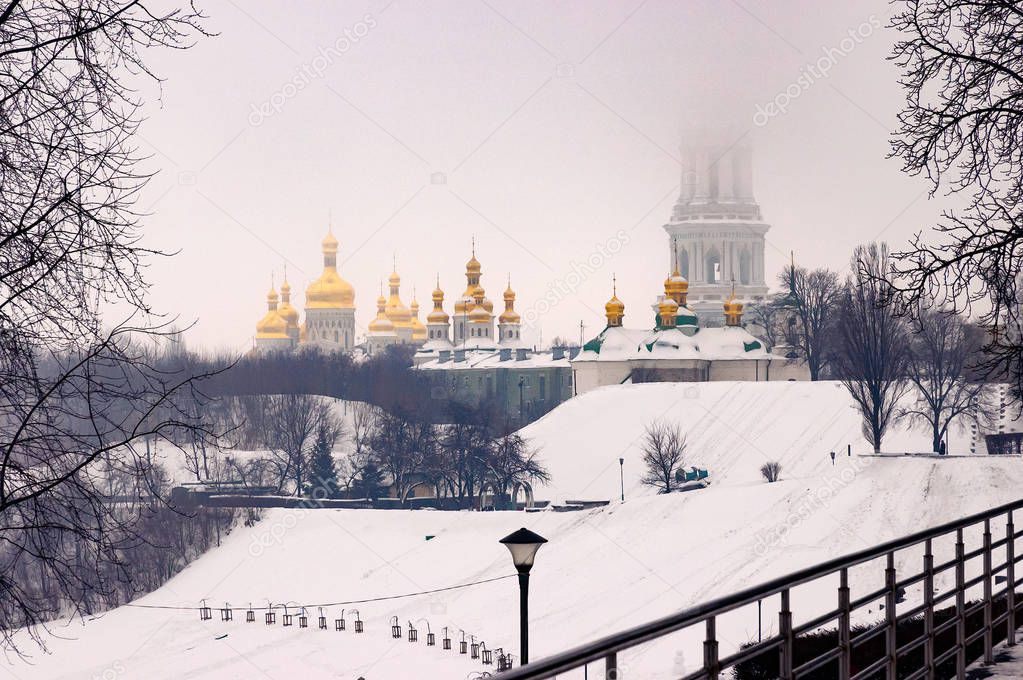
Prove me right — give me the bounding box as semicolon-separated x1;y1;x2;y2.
760;461;782;482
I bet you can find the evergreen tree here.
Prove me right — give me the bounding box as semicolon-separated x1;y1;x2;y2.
355;460;386;501
307;425;338;498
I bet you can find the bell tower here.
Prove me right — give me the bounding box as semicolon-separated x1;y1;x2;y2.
663;135;770;324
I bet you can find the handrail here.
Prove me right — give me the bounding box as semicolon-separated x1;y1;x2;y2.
498;497;1023;679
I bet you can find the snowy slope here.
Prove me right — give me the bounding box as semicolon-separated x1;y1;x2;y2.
11;382;1023;680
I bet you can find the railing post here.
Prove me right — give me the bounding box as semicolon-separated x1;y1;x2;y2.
886;551;897;680
956;528;966;678
605;651;617;680
924;538;935;680
1008;510;1016;647
839;567;851;680
704;616;719;680
984;519;994;664
779;588;793;680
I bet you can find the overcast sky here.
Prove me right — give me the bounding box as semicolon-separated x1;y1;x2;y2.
134;0;944;352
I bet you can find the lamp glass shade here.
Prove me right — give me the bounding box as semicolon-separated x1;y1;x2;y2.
500;527;548;571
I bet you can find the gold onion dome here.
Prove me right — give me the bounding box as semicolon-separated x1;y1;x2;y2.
658;297;679;328
469;303;491;323
605;290;625;326
428;279;449;324
724;293;744;326
500;281;520;323
368;292;395;333
306;231;355;309
256;286;288;338
664;269;689;304
385;269;412;326
466;253;482;274
410;293;427;341
277;278;300;327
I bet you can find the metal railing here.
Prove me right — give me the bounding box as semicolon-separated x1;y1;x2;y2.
500;497;1023;680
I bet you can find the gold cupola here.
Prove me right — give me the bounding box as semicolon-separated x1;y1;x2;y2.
427;276;449;324
457;240;483;314
305;230;356;310
724;289;744;327
499;278;521;324
256;283;288;338
384;267;413;327
368;285;395;333
409;288;427;341
605;276;625;327
664;268;689;306
277;273;300;330
658;297;679;329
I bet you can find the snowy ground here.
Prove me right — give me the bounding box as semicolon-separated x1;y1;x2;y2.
10;382;1023;679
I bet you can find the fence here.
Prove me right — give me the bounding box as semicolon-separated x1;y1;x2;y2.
500;497;1023;679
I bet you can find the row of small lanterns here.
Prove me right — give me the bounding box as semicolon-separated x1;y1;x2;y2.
199;600;364;633
388;616;514;671
198;600;513;671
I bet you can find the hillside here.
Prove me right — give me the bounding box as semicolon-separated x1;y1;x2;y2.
12;382;1023;679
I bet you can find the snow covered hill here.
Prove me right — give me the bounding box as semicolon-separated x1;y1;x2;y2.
13;382;1023;680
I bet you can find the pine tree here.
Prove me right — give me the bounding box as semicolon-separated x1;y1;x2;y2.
355;461;386;501
307;425;338;498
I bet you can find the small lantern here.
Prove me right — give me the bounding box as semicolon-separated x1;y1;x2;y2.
246;603;255;623
199;600;212;621
471;636;480;659
220;604;233;622
408;621;418;643
336;609;346;631
500;653;514;671
426;622;436;647
298;607;309;629
318;608;327;630
265;610;276;625
282;605;293;627
442;627;451;650
391;616;402;639
495;649;508;671
353;610;364;633
481;642;493;665
459;630;468;654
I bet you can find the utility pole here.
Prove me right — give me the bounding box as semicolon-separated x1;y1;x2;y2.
579;320;585;348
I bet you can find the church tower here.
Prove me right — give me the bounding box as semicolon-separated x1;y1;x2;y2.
304;229;356;349
663;136;769;324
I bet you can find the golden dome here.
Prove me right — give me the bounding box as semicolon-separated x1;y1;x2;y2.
605;276;625;327
410;297;427;341
384;269;412;326
499;281;520;324
256;286;288;338
278;278;300;327
658;297;679;328
306;230;355;310
724;293;744;327
368;294;395;333
468;303;491;324
466;254;481;274
428;279;449;324
664;269;689;305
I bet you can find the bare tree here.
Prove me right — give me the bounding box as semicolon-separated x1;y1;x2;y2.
0;1;212;647
778;264;842;379
904;307;993;453
486;433;550;504
639;420;687;494
261;394;339;495
760;461;782;483
369;409;435;504
889;1;1023;397
745;296;784;351
835;243;911;453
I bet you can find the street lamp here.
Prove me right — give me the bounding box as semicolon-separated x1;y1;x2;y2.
500;527;548;665
619;457;625;501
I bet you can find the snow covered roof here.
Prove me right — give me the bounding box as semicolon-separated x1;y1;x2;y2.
417;348;572;371
574;324;770;363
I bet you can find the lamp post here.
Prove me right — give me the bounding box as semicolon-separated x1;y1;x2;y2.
500;527;547;665
619;457;625;501
518;376;525;423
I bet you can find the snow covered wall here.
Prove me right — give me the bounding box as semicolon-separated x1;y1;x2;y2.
13;382;1023;680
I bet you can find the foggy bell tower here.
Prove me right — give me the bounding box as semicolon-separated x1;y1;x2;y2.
663;137;770;324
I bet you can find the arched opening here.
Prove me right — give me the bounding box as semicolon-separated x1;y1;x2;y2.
679;248;689;278
705;247;721;284
511;481;535;510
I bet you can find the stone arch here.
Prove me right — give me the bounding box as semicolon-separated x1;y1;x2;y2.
705;246;721;284
511;481;534;510
478;482;498;511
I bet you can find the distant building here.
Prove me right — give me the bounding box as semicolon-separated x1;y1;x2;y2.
664;137;770;325
571;269;807;395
